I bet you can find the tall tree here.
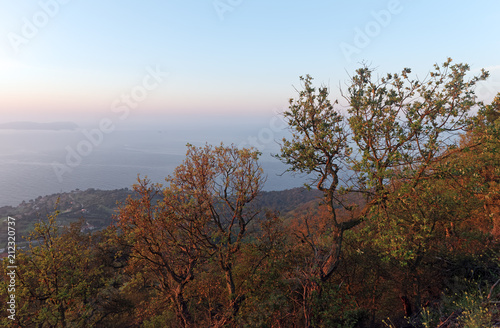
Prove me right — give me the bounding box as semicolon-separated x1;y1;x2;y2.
275;75;354;284
168;144;265;322
116;179;202;327
276;59;489;324
275;75;356;327
116;143;265;326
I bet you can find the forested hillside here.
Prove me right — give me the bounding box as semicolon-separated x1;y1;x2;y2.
1;60;500;328
0;186;324;250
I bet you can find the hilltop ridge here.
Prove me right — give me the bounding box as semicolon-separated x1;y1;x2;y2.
0;186;324;246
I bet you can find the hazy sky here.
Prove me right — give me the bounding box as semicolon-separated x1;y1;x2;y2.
0;0;499;125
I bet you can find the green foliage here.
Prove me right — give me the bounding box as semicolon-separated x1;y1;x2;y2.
455;290;492;328
420;306;440;328
0;206;126;327
276;75;349;192
309;283;367;328
433;278;498;328
141;310;177;328
273;59;498;326
347;58;488;193
367;173;481;266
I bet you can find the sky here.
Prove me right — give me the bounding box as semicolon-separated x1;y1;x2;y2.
0;0;500;126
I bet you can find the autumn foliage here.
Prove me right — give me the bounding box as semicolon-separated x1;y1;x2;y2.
1;59;500;327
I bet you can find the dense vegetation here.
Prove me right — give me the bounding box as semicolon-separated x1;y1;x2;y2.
0;188;134;245
2;59;500;327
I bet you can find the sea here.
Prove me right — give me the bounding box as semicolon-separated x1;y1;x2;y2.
0;122;306;207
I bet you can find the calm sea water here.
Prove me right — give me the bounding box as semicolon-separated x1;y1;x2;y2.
0;127;304;207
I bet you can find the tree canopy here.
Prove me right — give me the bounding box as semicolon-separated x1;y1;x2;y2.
2;59;499;328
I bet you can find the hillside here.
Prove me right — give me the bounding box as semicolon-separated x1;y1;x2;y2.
0;187;324;248
0;188;133;248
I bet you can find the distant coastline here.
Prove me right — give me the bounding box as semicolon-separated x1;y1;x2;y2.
0;121;79;131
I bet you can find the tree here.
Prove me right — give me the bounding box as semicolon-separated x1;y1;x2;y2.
275;75;359;327
344;61;495;315
0;208;116;327
276;59;489;323
169;144;265;320
116;143;265;326
116;179;202;327
345;58;488;198
470;93;500;238
275;75;355;283
344;59;488;256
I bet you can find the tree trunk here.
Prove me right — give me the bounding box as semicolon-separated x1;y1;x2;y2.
174;285;191;328
225;267;244;317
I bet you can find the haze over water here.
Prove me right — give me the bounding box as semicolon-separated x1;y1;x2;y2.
0;116;304;207
1;1;499;206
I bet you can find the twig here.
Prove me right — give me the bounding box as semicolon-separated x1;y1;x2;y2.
437;311;456;328
488;278;500;300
